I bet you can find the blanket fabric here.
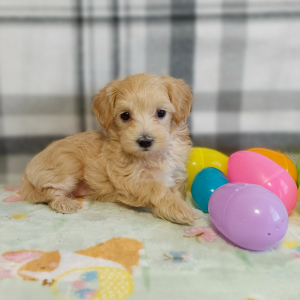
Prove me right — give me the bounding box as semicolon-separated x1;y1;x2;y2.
1;0;300;184
1;184;300;300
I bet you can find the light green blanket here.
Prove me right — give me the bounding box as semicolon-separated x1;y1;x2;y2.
1;186;300;300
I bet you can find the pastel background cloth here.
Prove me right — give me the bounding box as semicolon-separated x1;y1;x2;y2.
1;0;300;184
1;184;300;300
1;2;300;298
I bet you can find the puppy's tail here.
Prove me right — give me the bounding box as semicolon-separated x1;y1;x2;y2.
20;172;47;204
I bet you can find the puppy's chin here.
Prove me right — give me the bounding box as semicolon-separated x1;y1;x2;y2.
136;147;157;157
121;144;158;158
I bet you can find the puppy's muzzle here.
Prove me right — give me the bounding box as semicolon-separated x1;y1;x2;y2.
137;136;153;149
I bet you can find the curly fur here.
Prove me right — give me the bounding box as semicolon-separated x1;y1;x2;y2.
21;74;197;225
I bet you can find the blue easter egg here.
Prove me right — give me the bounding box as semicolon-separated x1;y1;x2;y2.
191;167;229;213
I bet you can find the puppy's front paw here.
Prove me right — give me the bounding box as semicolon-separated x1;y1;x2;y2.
153;196;195;225
193;208;204;220
174;202;195;225
49;198;81;214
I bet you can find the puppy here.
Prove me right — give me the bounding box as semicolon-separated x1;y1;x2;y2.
21;74;196;225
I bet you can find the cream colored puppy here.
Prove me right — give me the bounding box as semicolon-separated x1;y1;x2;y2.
21;74;196;225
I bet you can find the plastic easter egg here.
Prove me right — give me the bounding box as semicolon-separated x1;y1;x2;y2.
191;167;229;213
297;158;300;186
249;148;297;184
208;183;289;251
186;147;228;191
228;151;298;214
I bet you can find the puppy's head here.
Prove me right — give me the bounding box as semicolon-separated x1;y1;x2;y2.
93;74;192;156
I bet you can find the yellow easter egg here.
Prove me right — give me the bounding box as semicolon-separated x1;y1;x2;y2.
186;147;229;191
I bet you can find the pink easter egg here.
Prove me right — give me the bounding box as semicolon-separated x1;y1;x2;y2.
228;151;298;214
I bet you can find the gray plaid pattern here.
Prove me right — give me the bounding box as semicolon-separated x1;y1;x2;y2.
0;0;300;184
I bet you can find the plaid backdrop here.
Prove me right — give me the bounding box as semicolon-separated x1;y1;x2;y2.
0;0;300;184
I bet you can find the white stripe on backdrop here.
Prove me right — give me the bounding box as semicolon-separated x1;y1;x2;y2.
1;0;300;184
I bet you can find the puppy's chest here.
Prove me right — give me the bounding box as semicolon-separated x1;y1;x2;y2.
149;167;175;188
140;156;185;188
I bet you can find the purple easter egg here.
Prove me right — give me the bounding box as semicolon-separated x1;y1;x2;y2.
208;183;289;251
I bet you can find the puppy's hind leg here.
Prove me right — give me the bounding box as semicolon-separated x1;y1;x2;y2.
21;172;48;204
48;195;81;214
21;137;87;213
21;172;81;214
44;179;82;214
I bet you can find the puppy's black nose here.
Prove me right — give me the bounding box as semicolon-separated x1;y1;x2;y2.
137;136;153;149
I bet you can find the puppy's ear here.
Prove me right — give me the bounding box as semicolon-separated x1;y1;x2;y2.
161;76;193;125
93;79;120;130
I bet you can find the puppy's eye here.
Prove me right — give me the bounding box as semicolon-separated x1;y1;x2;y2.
120;112;130;121
157;110;166;118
